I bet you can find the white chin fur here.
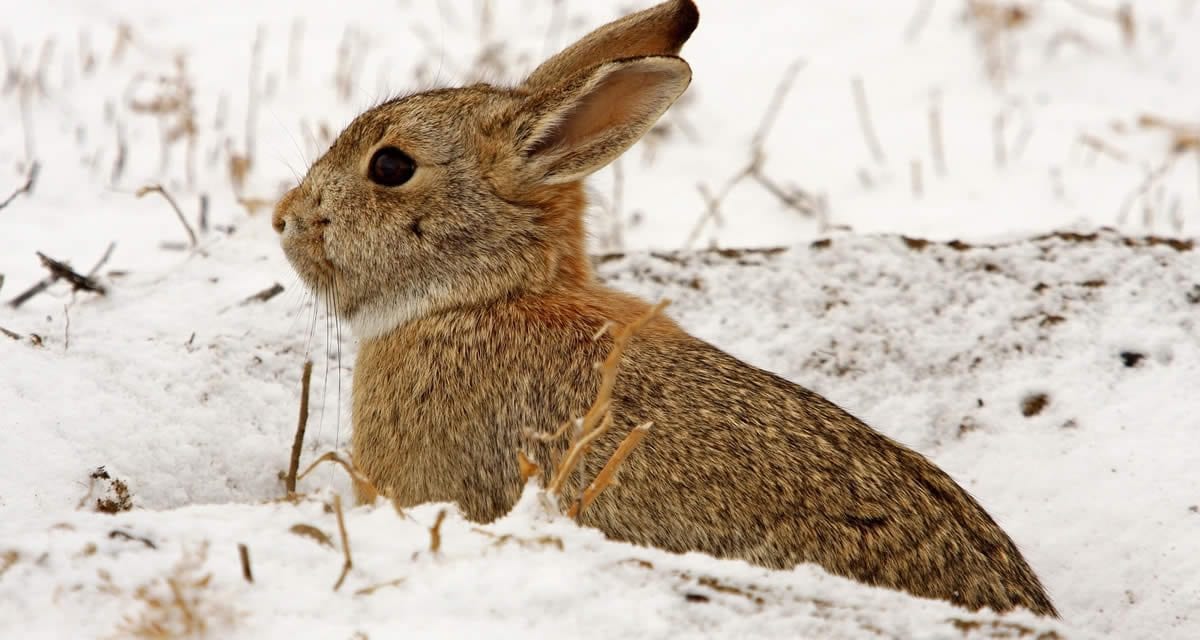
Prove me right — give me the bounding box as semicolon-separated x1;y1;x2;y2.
346;293;437;341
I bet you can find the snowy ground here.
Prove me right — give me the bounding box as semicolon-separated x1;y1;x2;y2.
2;0;1199;638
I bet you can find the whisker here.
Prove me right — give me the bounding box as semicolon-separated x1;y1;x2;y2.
282;158;302;187
333;281;345;452
302;285;320;362
282;276;314;337
269;105;310;175
315;286;334;458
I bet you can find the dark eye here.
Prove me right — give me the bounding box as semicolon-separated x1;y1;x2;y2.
368;147;416;187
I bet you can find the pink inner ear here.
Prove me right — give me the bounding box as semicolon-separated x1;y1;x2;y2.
527;67;672;158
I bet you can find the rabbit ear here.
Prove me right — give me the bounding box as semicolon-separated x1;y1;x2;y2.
517;56;691;185
524;0;698;92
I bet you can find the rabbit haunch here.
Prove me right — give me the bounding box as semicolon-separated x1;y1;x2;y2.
273;0;1056;617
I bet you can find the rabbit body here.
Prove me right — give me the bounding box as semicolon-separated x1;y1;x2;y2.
275;0;1057;617
354;283;1056;616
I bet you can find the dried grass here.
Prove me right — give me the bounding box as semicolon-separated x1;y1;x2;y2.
288;523;334;548
0;550;18;578
1108;113;1200;228
296;451;378;504
531;301;666;520
9;241;114;309
113;543;239;639
965;1;1032;87
686;60;831;246
78;466;133;514
127;56;198;185
285;359;314;495
136;184;198;249
236;544;253;584
852;76;886;165
331;494;353;591
428;509;448;554
567;422;652;519
0;162;38;212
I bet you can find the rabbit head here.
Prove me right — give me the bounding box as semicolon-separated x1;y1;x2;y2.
273;0;699;339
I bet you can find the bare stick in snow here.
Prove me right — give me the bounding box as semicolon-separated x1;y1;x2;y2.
905;0;936;43
242;283;284;305
8;242;113;308
1118;156;1179;224
354;578;405;597
688;60;811;248
36;253;106;295
198;194;209;233
929;90;947;176
245;26;265;167
298;451;378;504
608;157;625;251
542;0;567;59
429;509;448;553
752;59;805;151
0;162;39;212
1078;134;1129;164
993;111;1008;168
332;494;353;591
137;184;198;248
287;19;305;83
238;543;254;583
852;76;887;164
286;360;314;495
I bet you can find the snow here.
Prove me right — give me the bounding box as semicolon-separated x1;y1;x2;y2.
1;0;1198;638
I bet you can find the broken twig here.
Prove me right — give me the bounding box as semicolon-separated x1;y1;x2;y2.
285;360;314;494
109;530;157;549
852;76;886;164
0;162;38;211
242;282;284;305
10;242;117;309
137;184;198;248
36;253;107;295
568;422;652;519
332;494;353;591
298;451;378;503
429;509;448;553
238;543;254;583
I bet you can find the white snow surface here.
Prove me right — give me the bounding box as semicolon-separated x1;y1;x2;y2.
2;0;1199;638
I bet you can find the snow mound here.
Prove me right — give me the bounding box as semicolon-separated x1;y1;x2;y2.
1;484;1068;640
3;228;1197;638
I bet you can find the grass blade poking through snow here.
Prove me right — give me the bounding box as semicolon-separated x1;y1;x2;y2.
296;451;377;503
136;184;198;249
285;359;313;495
544;300;666;517
568;422;652;519
332;494;352;591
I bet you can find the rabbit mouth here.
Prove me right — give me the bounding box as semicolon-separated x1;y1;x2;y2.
281;236;336;293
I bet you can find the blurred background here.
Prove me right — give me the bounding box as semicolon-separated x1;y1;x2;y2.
2;0;1198;290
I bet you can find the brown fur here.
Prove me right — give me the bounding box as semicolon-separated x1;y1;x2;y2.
273;0;1057;617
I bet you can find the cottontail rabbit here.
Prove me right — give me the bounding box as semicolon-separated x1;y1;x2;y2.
274;0;1056;616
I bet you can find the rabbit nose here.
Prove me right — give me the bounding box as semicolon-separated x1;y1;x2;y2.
272;188;301;234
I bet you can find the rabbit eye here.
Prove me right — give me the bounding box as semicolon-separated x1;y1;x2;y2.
368;147;416;187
